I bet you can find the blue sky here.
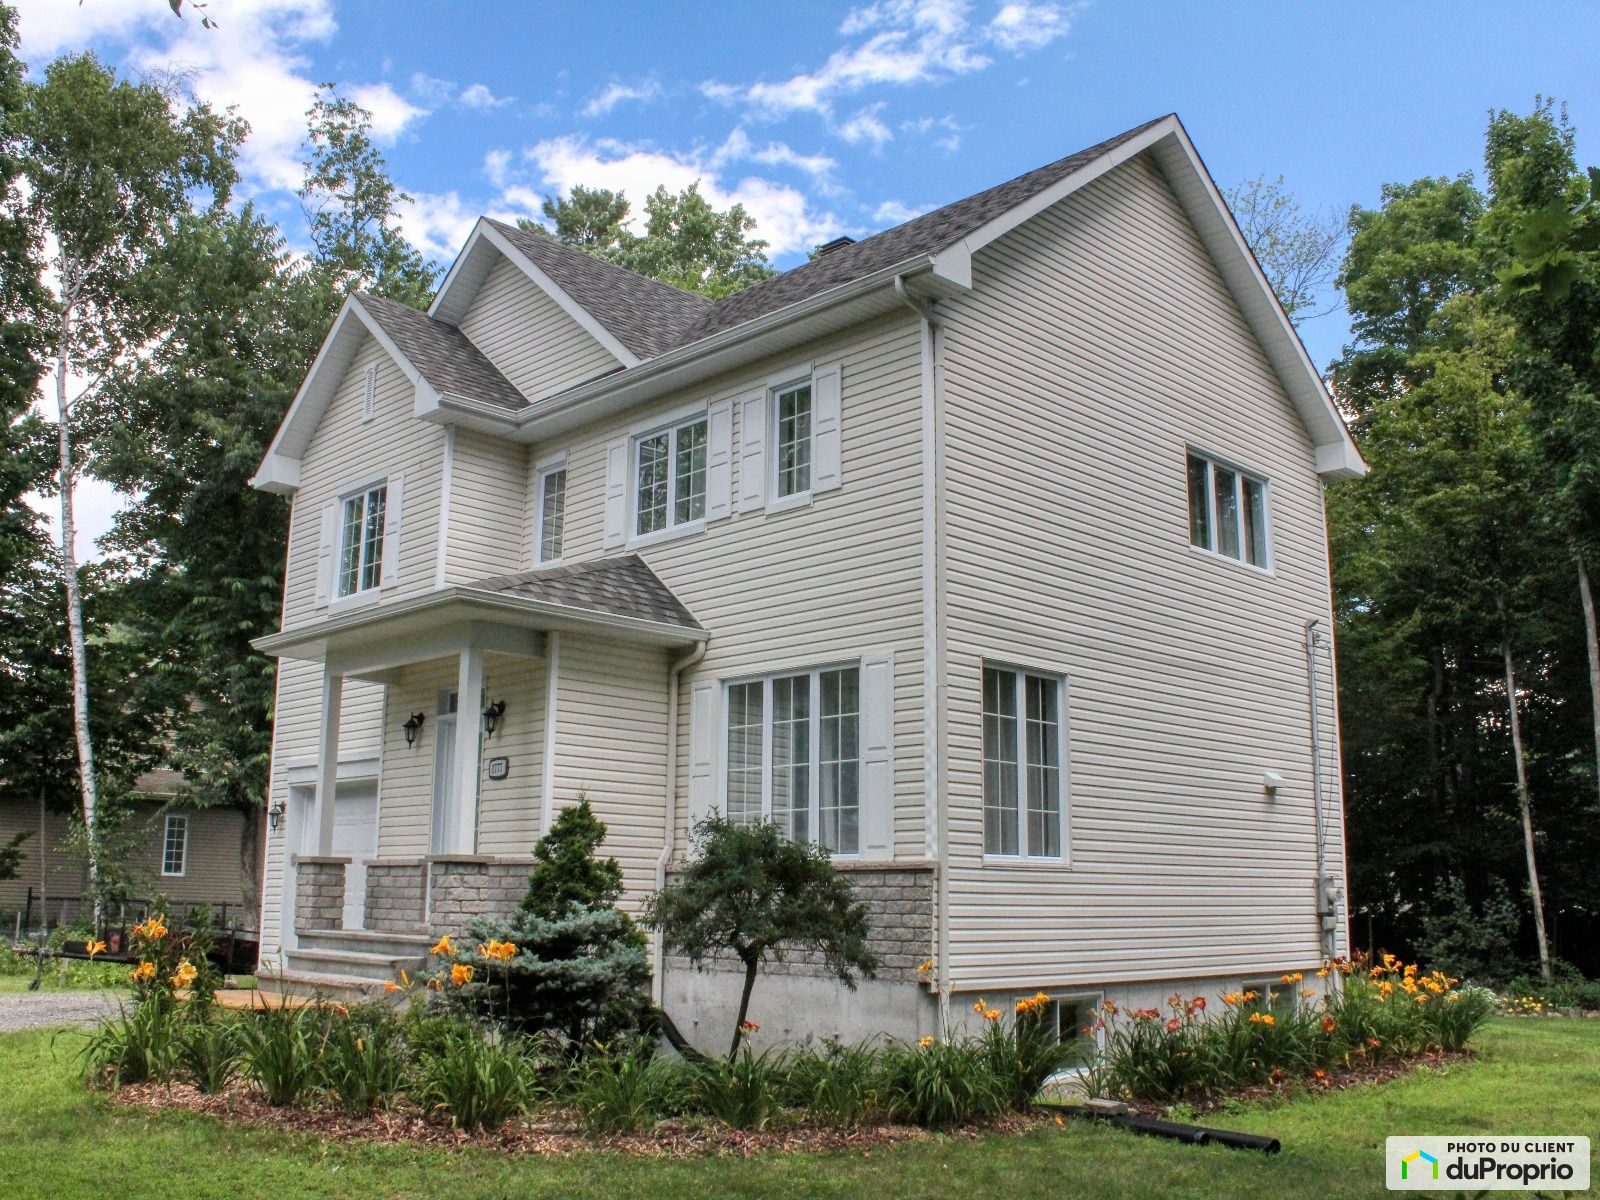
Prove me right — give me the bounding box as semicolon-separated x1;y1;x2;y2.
14;0;1600;549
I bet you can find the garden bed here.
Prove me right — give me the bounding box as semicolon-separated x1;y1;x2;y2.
114;1079;1039;1157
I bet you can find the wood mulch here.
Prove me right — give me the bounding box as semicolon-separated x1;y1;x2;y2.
113;1082;1041;1158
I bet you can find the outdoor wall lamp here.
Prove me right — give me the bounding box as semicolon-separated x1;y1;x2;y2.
267;800;286;831
483;700;507;736
402;712;426;747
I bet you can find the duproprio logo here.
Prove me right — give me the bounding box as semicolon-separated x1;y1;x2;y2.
1400;1149;1439;1181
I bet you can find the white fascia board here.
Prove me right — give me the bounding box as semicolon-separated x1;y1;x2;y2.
478;222;641;369
428;218;493;322
249;296;431;495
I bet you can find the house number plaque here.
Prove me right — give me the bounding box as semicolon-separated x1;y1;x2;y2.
487;757;510;780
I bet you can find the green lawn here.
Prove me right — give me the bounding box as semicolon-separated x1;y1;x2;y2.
0;1019;1595;1200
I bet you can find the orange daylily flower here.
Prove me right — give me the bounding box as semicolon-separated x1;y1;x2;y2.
450;963;474;987
430;934;455;957
85;939;106;960
130;961;156;983
171;959;197;989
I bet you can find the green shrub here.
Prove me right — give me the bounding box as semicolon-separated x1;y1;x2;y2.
881;1038;1005;1129
694;1046;786;1130
782;1039;884;1127
175;1014;241;1094
81;1002;178;1087
1092;998;1219;1101
239;1002;327;1106
415;1025;534;1131
569;1040;673;1135
323;1006;407;1115
1417;876;1524;984
1420;984;1496;1050
979;993;1081;1111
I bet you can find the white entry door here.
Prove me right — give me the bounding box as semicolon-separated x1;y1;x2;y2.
331;781;379;930
431;696;458;854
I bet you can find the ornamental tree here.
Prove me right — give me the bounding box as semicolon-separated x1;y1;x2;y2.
644;814;878;1062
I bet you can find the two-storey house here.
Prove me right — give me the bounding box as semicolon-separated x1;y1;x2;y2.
250;114;1364;1046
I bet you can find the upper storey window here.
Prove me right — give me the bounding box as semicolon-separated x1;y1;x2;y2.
536;465;566;564
773;380;812;500
636;413;707;537
337;483;387;597
1187;451;1270;569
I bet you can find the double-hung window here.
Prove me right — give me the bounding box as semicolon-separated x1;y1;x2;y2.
773;380;812;499
535;466;566;563
1187;451;1269;568
636;414;707;537
982;665;1067;860
725;664;860;854
336;483;387;598
161;814;188;877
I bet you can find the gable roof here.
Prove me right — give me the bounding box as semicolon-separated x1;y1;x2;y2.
468;554;701;631
357;293;526;413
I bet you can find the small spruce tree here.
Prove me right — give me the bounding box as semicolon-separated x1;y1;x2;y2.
458;796;651;1043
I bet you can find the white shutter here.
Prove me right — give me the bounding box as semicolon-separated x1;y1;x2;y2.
858;650;894;860
314;500;338;609
705;398;733;521
603;438;628;548
737;390;766;512
687;678;720;836
379;473;404;588
812;361;842;494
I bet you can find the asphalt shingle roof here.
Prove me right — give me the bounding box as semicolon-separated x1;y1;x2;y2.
468;555;702;631
486;219;712;359
356;292;528;412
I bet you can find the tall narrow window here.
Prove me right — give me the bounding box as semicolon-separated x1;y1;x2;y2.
724;664;861;854
1186;452;1270;568
162;814;188;877
983;665;1066;860
635;414;708;536
337;483;387;597
774;382;812;498
536;467;566;563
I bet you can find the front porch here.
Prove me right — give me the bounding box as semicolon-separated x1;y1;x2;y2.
256;557;707;992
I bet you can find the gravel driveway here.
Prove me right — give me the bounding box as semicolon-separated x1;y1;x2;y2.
0;990;123;1032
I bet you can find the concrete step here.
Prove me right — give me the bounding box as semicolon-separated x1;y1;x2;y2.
296;928;437;959
285;947;426;985
265;969;397;1005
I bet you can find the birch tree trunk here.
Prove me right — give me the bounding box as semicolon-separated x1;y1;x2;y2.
1498;601;1552;982
1578;554;1600;810
53;286;100;925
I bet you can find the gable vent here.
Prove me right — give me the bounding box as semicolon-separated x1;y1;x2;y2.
361;363;377;422
816;235;856;256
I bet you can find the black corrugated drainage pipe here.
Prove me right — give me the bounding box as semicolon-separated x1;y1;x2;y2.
1044;1101;1281;1154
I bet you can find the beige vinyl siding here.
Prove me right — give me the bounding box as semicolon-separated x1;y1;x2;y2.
458;255;620;401
530;314;929;859
281;336;446;622
444;429;530;583
374;654;546;858
0;805;80;915
938;152;1343;990
549;634;671;913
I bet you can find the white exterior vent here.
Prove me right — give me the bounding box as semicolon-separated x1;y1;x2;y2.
360;363;377;423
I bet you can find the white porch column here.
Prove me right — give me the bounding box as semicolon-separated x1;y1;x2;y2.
453;645;484;853
315;667;343;855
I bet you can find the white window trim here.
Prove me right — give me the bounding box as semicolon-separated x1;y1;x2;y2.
627;407;710;548
981;659;1071;866
719;658;863;858
330;474;390;610
1185;446;1275;576
1038;989;1105;1078
161;813;189;877
532;455;568;568
767;372;816;513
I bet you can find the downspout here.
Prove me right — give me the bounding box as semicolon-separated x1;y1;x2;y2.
895;275;951;1033
1304;618;1339;961
654;640;707;1005
540;632;561;834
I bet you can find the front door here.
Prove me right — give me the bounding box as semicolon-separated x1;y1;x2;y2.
430;691;459;854
332;781;379;929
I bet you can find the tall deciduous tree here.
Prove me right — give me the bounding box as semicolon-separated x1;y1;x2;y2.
16;52;242;906
1226;174;1344;324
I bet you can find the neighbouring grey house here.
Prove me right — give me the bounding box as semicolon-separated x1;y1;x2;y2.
0;769;260;931
249;114;1363;1047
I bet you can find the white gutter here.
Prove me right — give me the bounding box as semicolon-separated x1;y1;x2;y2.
894;275;952;1032
653;640;707;1004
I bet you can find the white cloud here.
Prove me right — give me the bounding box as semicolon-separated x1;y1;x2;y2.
514;135;848;258
484;148;514;188
988;1;1071;52
713;128;839;182
581;79;663;118
701;0;1072;141
11;0;428;195
396;190;485;264
458;82;512;110
873;198;933;224
901;113;964;150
